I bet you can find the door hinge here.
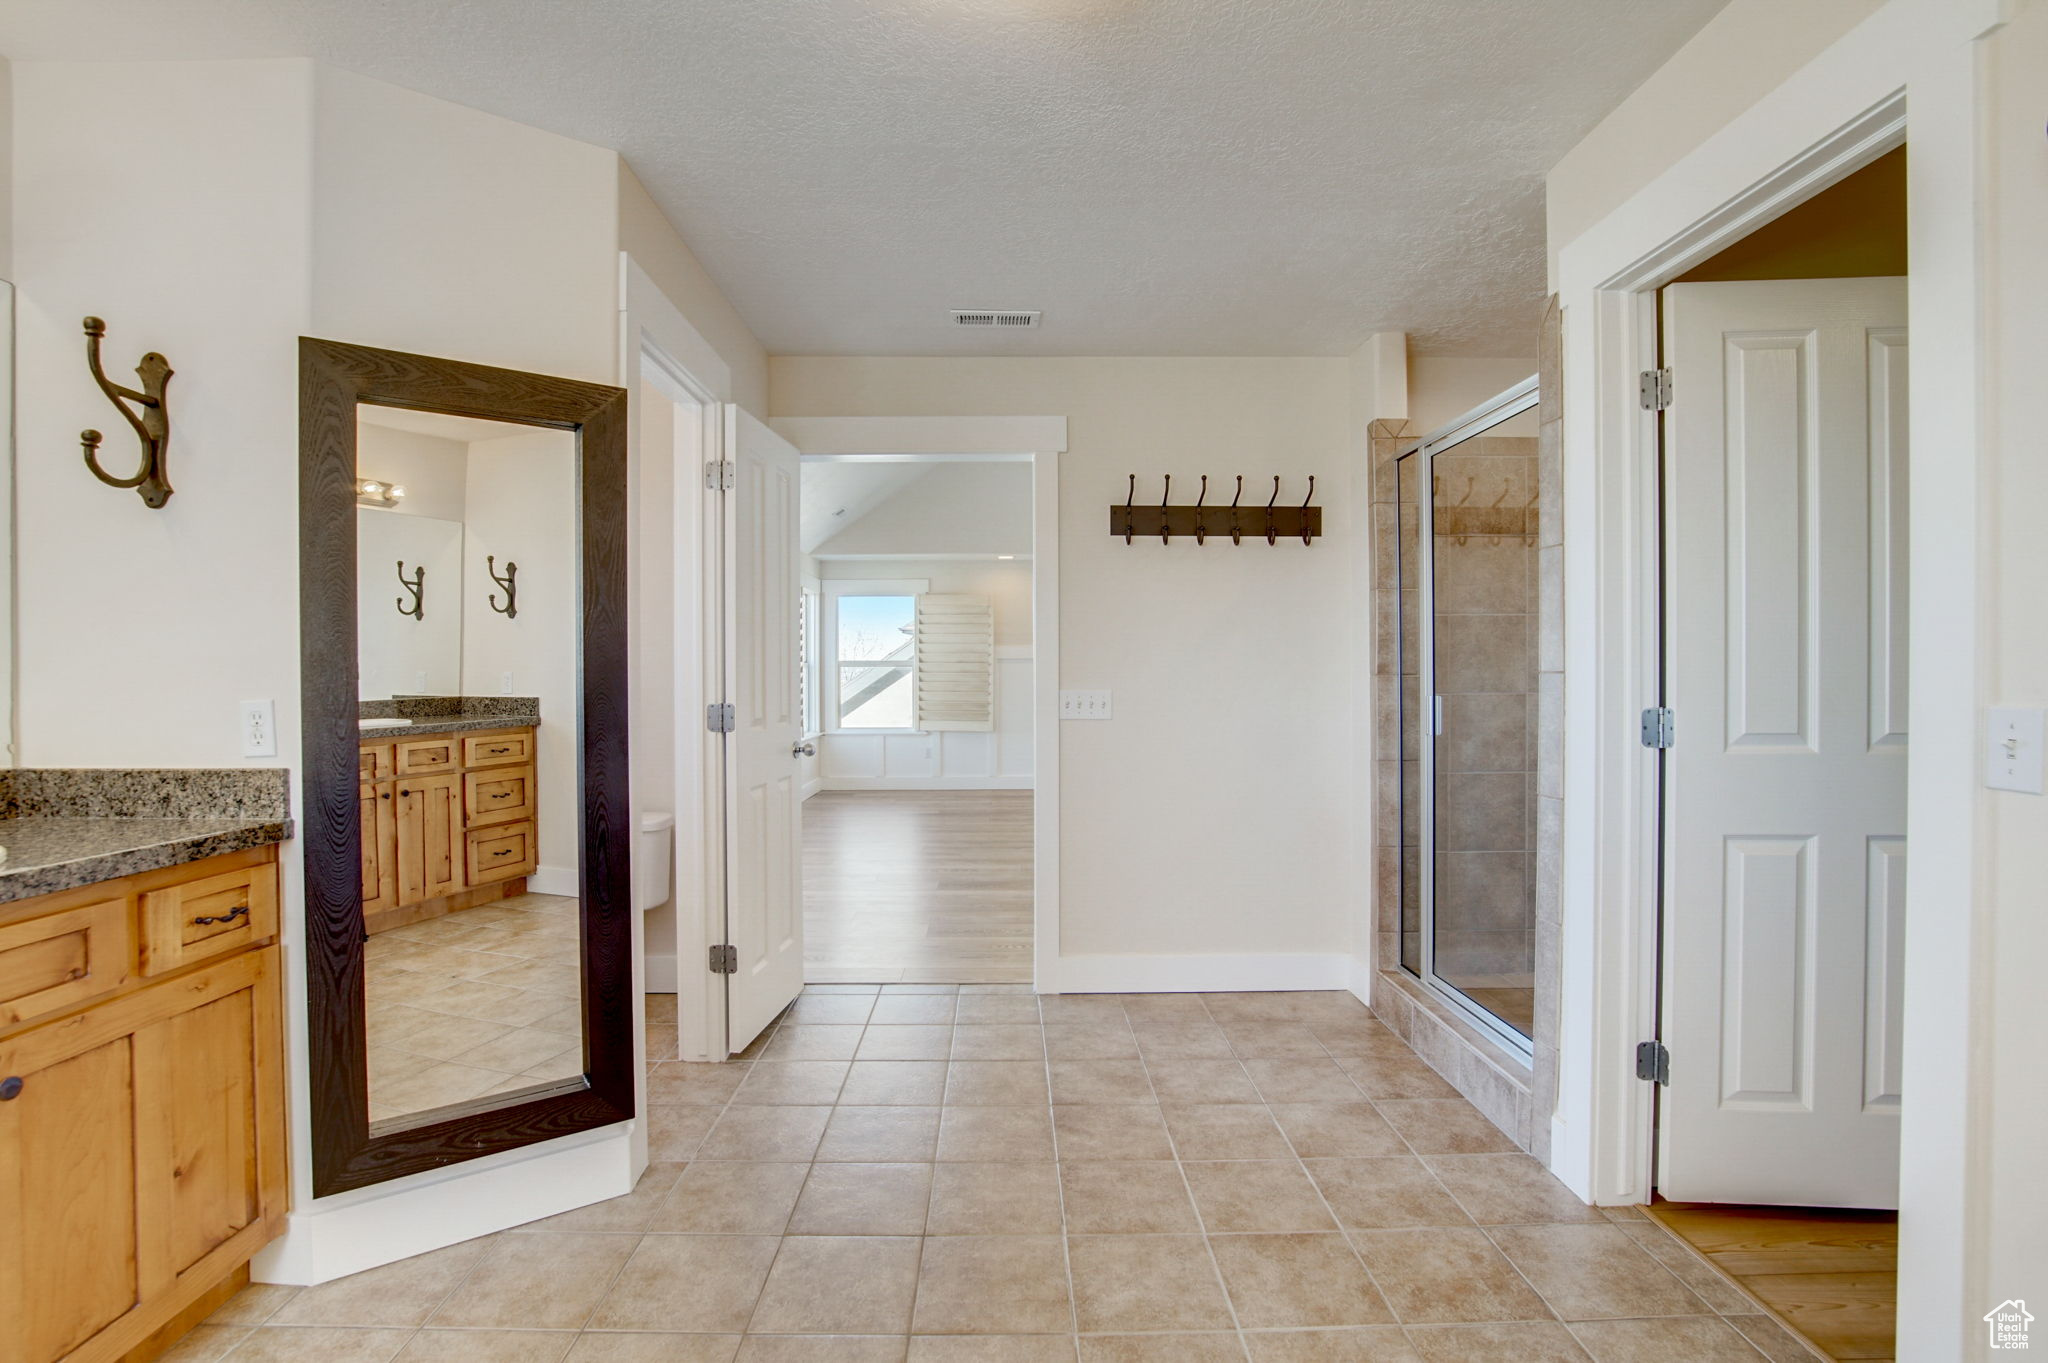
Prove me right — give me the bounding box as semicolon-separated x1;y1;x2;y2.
709;944;737;974
704;460;736;491
1639;368;1672;411
706;702;736;734
1636;1040;1670;1086
1640;706;1675;750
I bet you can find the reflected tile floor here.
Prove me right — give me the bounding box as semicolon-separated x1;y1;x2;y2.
364;892;585;1125
189;987;1821;1362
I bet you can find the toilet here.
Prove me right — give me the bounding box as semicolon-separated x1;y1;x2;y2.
635;811;676;912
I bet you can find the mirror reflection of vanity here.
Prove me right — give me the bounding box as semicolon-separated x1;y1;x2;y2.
301;339;631;1195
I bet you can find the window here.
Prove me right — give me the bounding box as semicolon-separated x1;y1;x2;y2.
798;582;821;738
827;582;924;731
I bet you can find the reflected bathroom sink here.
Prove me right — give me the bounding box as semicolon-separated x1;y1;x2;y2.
358;717;414;730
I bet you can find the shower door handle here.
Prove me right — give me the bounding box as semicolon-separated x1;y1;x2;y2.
1433;696;1445;736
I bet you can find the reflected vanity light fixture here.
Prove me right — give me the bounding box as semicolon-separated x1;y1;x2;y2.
355;477;407;507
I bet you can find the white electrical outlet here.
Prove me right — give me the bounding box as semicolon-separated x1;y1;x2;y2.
501;670;516;695
1986;707;2045;794
1059;690;1113;721
239;699;277;758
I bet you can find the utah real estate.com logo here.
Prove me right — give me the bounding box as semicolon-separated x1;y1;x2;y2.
1986;1300;2034;1350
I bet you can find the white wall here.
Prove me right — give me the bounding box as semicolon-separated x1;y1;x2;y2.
356;509;463;698
355;423;469;521
619;165;769;415
814;463;1033;558
460;429;579;891
1408;356;1538;436
771;357;1356;971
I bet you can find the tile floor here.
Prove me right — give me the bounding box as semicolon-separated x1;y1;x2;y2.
364;892;585;1125
183;986;1824;1362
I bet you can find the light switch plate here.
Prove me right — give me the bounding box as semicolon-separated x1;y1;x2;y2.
1059;690;1112;721
1986;707;2045;794
239;699;277;759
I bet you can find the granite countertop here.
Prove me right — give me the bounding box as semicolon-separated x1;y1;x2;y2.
359;696;540;740
361;714;538;739
0;769;293;905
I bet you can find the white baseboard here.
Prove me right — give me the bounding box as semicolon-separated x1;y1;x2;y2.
253;1127;634;1285
1345;953;1375;1009
644;950;678;993
801;778;824;802
527;864;578;897
818;776;1034;792
1047;952;1355;995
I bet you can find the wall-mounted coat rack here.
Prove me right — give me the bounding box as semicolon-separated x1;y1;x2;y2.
79;316;175;509
395;561;425;620
486;555;518;619
1110;474;1320;545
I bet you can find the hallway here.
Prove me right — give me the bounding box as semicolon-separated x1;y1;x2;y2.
187;987;1815;1361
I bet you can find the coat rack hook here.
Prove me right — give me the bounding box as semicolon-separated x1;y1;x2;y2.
487;556;519;619
396;561;425;620
1124;474;1136;545
1265;477;1281;546
1301;476;1317;546
1159;474;1171;545
1229;475;1244;545
79;316;174;509
1192;475;1209;545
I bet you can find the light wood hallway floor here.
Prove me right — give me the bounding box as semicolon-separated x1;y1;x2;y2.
804;790;1034;983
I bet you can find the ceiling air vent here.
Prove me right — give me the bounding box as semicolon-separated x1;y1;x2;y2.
952;310;1041;329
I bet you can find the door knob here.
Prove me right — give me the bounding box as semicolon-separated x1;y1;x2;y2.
0;1077;22;1101
792;741;816;758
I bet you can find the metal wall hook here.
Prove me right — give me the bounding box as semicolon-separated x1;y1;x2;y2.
1229;475;1244;545
1159;474;1171;545
1124;474;1136;545
396;561;425;620
486;555;519;619
1265;477;1281;545
1192;475;1209;545
1301;476;1317;546
79;316;174;509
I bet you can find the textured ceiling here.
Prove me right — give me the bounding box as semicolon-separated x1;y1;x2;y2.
0;0;1725;356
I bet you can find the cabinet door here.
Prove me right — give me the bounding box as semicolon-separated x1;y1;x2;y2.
361;781;398;920
0;1033;140;1363
397;774;463;905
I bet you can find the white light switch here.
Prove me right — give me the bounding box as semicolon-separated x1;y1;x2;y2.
1059;690;1112;721
239;699;277;759
1986;707;2045;794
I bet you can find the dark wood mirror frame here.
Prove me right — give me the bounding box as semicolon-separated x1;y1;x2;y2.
299;337;632;1196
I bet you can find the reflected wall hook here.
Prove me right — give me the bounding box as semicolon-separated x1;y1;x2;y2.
396;561;425;620
486;556;519;619
1159;474;1171;545
79;316;174;509
1192;475;1209;545
1265;477;1281;545
1229;475;1244;545
1301;476;1317;547
1124;474;1136;545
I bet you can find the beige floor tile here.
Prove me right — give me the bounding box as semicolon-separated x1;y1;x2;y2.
697;1105;834;1162
765;1025;868;1060
940;1106;1059;1162
1485;1226;1706;1321
1723;1314;1821;1362
225;1327;416;1362
737;1338;909;1363
843;1060;953;1105
419;980;569;1027
927;1161;1067;1234
954;994;1045;1024
790;994;879;1024
647;1061;752;1105
819;1105;943;1161
1403;1322;1594;1362
1115;994;1211;1022
564;1334;741;1362
1066;1234;1233;1333
1059;1161;1201;1233
734;1061;853;1105
788;1162;934;1235
521;1163;687;1233
650;1161;809;1234
1207;1233;1393;1329
950;1025;1047;1061
1043;1024;1140;1060
1351;1228;1552;1324
1077;1335;1247;1362
448;1027;582;1075
1035;996;1130;1025
429;1231;639;1330
1159;1103;1293;1160
871;993;961;1024
1049;1060;1154;1104
1143;1058;1262;1105
1241;1327;1423;1360
155;1324;252;1362
1302;1158;1472;1230
395;1329;577;1362
1223;1022;1331;1058
1333;1053;1460;1101
1374;1101;1517;1155
801;984;883;995
1201;993;1306;1023
1183;1160;1338;1233
1052;1105;1176;1161
1242;1058;1369;1105
1268;1103;1408;1158
648;1104;722;1162
913;1235;1075;1334
1420;1155;1603;1226
886;983;963;995
1131;1023;1236;1060
1565;1316;1769;1361
850;1025;954;1061
749;1235;924;1334
1306;1020;1404;1055
910;1337;1076;1362
947;1060;1052;1106
587;1235;781;1332
205;1282;304;1325
1610;1223;1755;1314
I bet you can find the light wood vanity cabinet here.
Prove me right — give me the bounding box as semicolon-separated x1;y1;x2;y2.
0;845;286;1363
359;725;538;933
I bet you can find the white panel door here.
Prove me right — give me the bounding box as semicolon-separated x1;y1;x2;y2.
1660;278;1908;1207
723;407;806;1051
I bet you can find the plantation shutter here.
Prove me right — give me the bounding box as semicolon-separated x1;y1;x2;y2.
913;593;994;732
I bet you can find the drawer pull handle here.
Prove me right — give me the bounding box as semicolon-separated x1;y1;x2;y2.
485;746;511;755
0;1077;21;1101
491;848;514;858
489;791;512;800
192;904;249;927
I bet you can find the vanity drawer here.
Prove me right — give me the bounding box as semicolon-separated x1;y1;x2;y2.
359;742;395;781
138;861;279;977
0;897;131;1027
465;764;536;828
464;731;534;768
466;820;537;886
396;735;459;775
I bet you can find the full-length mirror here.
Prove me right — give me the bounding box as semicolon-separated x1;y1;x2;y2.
301;339;630;1195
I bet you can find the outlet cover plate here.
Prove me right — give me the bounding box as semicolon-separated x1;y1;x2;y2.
1059;690;1112;721
1986;706;2045;794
